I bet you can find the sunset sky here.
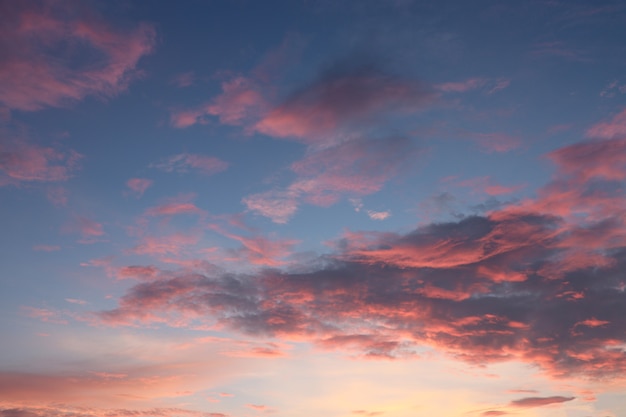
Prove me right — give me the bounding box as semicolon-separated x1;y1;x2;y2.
2;1;626;416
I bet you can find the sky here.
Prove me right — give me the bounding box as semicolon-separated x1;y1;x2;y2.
1;0;626;416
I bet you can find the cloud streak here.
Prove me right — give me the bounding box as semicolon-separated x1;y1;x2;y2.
151;153;228;176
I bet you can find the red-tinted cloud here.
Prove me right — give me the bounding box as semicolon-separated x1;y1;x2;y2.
255;66;431;143
586;108;626;139
98;134;626;379
171;76;266;128
0;139;81;186
0;0;155;111
548;137;626;182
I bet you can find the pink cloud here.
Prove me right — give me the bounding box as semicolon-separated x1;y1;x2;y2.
549;137;626;181
242;190;300;224
214;227;299;267
126;178;153;198
0;1;155;111
0;139;82;186
0;365;229;413
146;202;204;217
205;77;266;125
246;404;271;412
366;210;391;220
255;67;430;143
509;396;575;408
171;76;266;128
76;216;105;237
21;306;67;324
575;318;609;328
170;109;205;128
245;136;419;222
132;233;200;256
151;153;228;176
487;79;511;94
116;265;161;281
586;107;626;138
436;78;486;93
97;124;626;379
170;35;304;130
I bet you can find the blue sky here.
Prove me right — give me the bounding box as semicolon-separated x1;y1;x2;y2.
1;1;626;416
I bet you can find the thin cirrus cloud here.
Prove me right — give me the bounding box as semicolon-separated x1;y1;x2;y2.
0;0;155;111
151;153;228;176
97;131;626;378
455;176;525;196
244;135;420;223
435;78;487;93
210;225;299;267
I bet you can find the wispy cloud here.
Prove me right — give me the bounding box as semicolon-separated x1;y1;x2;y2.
32;245;60;252
171;76;266;128
255;64;431;144
436;78;487;93
0;1;155;111
151;153;228;176
586;108;626;140
0;139;82;186
244;136;420;222
126;178;153;198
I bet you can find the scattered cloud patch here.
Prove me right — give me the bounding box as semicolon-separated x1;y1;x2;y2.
151;153;228;176
0;139;81;186
126;178;153;198
0;1;155;111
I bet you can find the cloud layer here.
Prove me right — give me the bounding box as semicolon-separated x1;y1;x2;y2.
97;133;626;378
